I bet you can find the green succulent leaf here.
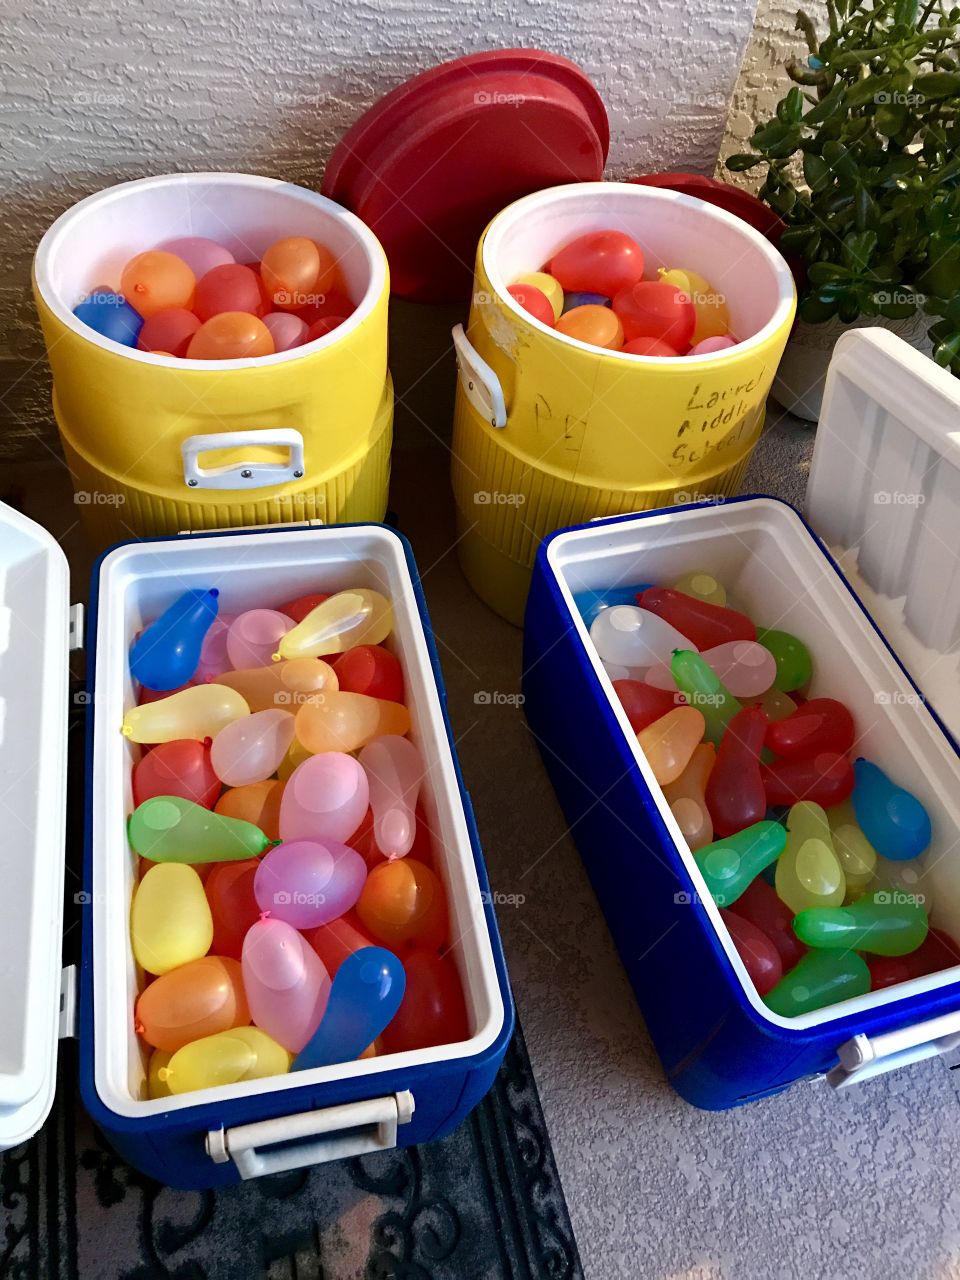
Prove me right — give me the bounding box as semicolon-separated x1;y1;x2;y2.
726;153;764;171
913;71;960;98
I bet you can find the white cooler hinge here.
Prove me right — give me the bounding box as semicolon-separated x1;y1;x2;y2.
69;604;84;652
205;1090;414;1179
59;965;78;1039
827;1010;960;1089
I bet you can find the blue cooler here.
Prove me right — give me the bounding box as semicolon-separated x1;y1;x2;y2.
1;517;512;1187
521;331;960;1109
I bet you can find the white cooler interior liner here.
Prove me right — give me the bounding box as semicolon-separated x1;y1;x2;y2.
93;526;504;1118
547;497;960;1032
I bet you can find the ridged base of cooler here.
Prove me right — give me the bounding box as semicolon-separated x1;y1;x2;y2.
451;393;757;625
58;385;393;543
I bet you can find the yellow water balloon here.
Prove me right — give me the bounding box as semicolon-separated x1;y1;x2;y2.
122;684;250;743
276;589;393;660
131;863;213;975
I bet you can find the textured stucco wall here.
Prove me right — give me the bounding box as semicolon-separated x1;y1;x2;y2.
0;0;760;460
718;0;828;182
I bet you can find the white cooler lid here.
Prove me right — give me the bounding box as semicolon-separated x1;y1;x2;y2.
806;329;960;740
0;501;70;1149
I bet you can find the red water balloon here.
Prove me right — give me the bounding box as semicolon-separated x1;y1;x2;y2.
761;751;854;807
277;592;331;624
612;679;679;732
335;645;405;702
205;859;260;960
194;264;265;321
623;336;682;357
507;283;555;327
138;308;201;358
613;282;695;350
638;587;757;649
728;877;806;971
721;908;782;996
765;697;856;760
132;739;220;809
380;950;468;1053
706;706;767;837
549;231;645;298
306;911;378;975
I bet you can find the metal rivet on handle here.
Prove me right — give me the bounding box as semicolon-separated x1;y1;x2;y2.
293;469;303;478
241;469;253;479
187;478;198;487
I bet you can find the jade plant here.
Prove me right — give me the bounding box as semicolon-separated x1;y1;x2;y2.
727;0;960;375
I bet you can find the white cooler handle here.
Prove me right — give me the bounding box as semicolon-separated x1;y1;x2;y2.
205;1090;414;1179
452;324;507;429
182;428;306;491
827;1011;960;1090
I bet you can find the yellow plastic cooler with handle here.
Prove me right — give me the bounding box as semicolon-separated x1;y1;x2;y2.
451;183;797;624
33;173;392;543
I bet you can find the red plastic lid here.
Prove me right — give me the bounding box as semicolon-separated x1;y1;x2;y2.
631;172;785;243
323;50;609;303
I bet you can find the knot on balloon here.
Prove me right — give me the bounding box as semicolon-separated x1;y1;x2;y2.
271;652;282;663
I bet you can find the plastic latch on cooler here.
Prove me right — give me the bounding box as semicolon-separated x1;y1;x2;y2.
59;965;78;1040
205;1090;415;1179
181;429;307;491
826;1010;960;1089
452;325;507;429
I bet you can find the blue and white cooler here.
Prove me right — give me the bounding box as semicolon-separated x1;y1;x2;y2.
522;329;960;1109
0;516;513;1186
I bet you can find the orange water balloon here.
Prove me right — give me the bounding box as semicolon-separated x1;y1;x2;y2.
186;313;275;360
356;857;448;950
555;304;624;350
636;705;706;786
261;237;321;310
121;251;196;317
662;742;716;850
134;955;250;1052
215;778;285;840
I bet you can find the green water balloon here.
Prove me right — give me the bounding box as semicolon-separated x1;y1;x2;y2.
694;819;787;906
794;893;928;956
129;795;273;863
764;950;871;1017
670;649;741;745
755;628;812;692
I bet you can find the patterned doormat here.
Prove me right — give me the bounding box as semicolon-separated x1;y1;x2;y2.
1;1019;580;1280
2;700;581;1279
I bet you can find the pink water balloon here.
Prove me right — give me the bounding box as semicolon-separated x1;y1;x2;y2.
358;735;423;858
254;838;367;928
643;663;677;691
194;613;236;682
241;917;331;1052
689;335;737;355
210;708;296;786
158;237;235;278
701;641;777;697
279;752;369;844
226;610;293;670
263;312;309;352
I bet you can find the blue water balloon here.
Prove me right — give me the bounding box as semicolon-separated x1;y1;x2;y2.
130;588;219;691
73;290;143;347
293;947;406;1071
562;291;611;313
852;758;931;862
